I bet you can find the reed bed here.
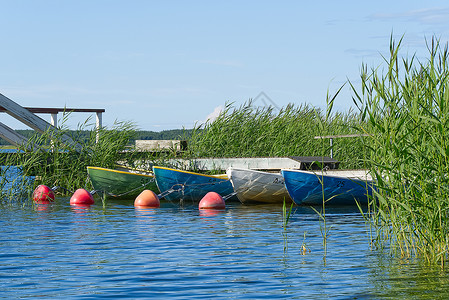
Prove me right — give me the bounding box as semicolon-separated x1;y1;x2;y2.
0;117;139;204
186;100;366;169
352;36;449;264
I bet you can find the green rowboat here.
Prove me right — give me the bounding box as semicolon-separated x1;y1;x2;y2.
87;166;159;200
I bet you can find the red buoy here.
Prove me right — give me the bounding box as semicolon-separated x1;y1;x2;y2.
134;190;160;208
70;189;94;206
199;192;225;209
32;185;55;204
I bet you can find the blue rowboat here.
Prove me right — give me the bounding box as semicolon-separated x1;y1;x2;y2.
280;169;374;205
152;166;235;202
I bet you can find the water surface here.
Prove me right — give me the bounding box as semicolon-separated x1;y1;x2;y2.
1;200;448;299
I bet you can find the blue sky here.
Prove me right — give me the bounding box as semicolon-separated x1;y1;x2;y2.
1;0;449;131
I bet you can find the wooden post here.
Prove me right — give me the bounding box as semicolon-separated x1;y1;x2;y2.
314;134;370;159
0;122;37;150
50;113;58;127
96;112;102;143
50;113;58;151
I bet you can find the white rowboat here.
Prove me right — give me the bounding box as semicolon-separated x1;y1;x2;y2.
226;167;293;204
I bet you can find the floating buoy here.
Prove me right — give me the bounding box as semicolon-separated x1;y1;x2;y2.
134;190;160;208
199;192;225;209
70;189;94;206
32;185;55;203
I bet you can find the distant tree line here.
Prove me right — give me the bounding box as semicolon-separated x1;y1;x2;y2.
0;129;195;146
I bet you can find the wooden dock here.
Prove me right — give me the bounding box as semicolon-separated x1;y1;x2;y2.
0;93;105;150
128;140;339;171
175;156;338;171
127;156;339;172
135;140;187;152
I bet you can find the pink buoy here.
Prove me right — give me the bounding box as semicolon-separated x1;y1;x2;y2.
199;192;225;209
32;185;55;204
134;190;160;208
70;189;94;206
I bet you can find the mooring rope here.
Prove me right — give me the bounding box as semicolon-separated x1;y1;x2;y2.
51;186;74;194
83;172;155;198
181;179;230;189
84;173;234;201
157;184;184;199
223;191;238;201
104;178;156;198
159;179;236;204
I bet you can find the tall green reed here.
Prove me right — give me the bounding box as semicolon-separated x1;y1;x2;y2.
282;198;294;253
187;100;366;169
310;86;347;261
2;114;139;202
351;35;449;264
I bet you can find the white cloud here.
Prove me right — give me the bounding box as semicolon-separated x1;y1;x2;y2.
195;105;223;127
205;105;223;123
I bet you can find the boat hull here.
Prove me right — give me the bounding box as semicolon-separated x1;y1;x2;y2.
281;169;374;205
226;167;292;204
153;166;234;202
87;166;158;200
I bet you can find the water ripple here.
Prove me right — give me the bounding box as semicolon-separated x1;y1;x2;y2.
0;202;446;299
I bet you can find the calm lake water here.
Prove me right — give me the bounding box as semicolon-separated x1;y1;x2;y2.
1;197;449;299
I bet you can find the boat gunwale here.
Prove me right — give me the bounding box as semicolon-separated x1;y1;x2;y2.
87;166;154;178
152;166;228;179
226;167;281;175
281;168;373;182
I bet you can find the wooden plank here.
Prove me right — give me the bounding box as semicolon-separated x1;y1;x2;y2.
127;156;341;172
135;140;187;151
289;156;338;163
168;157;303;171
0;106;105;113
0;93;82;151
0;122;37;150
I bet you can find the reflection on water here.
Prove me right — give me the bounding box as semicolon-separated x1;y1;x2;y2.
0;200;448;299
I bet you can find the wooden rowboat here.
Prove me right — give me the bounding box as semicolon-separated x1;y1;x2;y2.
152;166;235;202
281;169;374;205
226;167;292;204
87;166;159;200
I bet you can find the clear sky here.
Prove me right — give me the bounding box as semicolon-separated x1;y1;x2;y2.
1;0;448;131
